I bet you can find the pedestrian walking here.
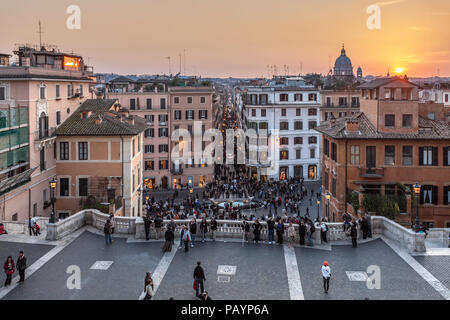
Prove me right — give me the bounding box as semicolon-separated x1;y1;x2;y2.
143;274;154;300
193;261;206;298
163;227;174;252
16;251;27;283
321;261;331;293
104;219;112;245
252;219;262;244
3;256;14;286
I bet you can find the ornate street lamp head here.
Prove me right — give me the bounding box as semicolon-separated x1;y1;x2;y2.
413;183;421;195
49;178;57;189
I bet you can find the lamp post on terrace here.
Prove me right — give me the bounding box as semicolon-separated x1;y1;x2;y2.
413;183;421;232
325;192;331;221
49;178;57;223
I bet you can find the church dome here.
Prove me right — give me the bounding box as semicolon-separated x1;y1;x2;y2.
334;45;354;77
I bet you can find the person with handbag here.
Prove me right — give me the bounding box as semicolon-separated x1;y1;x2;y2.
3;256;15;286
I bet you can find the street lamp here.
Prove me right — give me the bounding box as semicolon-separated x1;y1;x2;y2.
413;183;421;232
49;178;57;223
316;199;320;221
325;192;331;221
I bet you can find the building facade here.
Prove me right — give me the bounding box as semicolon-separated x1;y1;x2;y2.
239;77;321;181
320;89;360;122
55;99;146;217
315;77;450;228
0;45;94;222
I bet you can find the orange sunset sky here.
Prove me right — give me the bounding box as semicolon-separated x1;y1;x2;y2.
1;0;449;78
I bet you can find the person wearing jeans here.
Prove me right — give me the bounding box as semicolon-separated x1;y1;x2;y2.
200;218;208;243
104;219;112;245
193;261;206;298
267;217;275;244
189;219;197;248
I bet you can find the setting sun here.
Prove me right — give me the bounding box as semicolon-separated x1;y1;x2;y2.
395;67;405;74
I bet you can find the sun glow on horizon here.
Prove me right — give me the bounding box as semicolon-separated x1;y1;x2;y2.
395;67;405;74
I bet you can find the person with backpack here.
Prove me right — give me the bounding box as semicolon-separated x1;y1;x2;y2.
182;226;191;252
4;256;15;286
276;219;285;245
267;217;275;244
104;219;112;245
320;219;328;243
321;261;331;294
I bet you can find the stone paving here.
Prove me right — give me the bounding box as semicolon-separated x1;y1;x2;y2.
0;228;448;300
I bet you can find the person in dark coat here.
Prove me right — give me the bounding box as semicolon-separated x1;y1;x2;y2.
252;219;262;244
189;219;197;248
3;256;15;286
210;217;217;241
193;261;206;298
276;219;285;245
350;221;358;248
200;218;208;243
143;214;152;241
16;251;27;283
163;228;174;252
298;220;306;245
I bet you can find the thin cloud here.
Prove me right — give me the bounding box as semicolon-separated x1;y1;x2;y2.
376;0;408;7
431;12;449;16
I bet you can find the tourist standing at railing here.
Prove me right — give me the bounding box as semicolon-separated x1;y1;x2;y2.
343;212;352;232
210;217;217;241
182;226;191;252
104;219;112;245
200;218;208;243
267;217;275;244
143;214;152;241
242;220;250;242
350;221;358;248
252;219;262;244
109;214;116;235
287;223;295;248
320;219;328;243
154;214;163;240
365;213;372;238
189;219;197;248
276;219;285;245
306;221;314;247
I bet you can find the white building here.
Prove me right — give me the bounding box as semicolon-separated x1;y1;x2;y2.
238;77;321;181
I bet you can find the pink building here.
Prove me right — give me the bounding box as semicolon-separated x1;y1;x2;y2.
0;45;94;222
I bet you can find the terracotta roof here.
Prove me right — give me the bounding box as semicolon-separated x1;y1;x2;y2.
55;99;148;136
357;77;418;89
0;74;93;81
315;112;450;140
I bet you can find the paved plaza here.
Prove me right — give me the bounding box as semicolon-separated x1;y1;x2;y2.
0;227;449;300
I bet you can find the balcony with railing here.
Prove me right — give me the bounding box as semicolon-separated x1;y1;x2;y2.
359;167;384;178
171;165;183;175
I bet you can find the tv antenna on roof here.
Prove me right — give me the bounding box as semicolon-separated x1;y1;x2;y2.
166;56;171;75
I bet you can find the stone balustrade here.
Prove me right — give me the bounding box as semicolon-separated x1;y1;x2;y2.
1;217;49;235
41;210;428;252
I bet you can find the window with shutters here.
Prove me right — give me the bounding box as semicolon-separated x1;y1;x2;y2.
60;178;69;197
78;142;88;160
384;145;395;165
308;136;317;144
186;110;194;120
200;96;206;104
350;145;359;164
308;108;317;116
130;99;136;110
174;110;182;120
280;122;289;130
294;121;303;130
296;149;301;159
174;97;180;104
331;178;337;197
146;99;152;109
79;178;88;197
251;109;256;117
420;185;438;205
296;108;301;116
323;138;329;156
331;143;337;161
308;121;317;130
280;94;288;102
310;148;316;159
443;186;449;205
419;147;437;166
443;146;450;166
56;111;61;125
402;146;413;165
145;160;154;170
59;142;69;160
280;150;289;160
159;144;168;153
281;109;286;117
324;171;329;190
294;137;303;145
280;137;289;145
160;98;166;109
144;128;154;138
261;109;266;117
385;114;395;127
158;128;168;137
144;145;154;153
294;94;303;102
199;110;208;119
402;114;412;128
56;85;60;99
187;97;193;104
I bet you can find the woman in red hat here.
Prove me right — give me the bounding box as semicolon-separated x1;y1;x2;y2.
321;261;331;293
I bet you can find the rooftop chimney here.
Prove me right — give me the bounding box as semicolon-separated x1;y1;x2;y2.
329;114;336;127
345;119;359;132
95;115;103;125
